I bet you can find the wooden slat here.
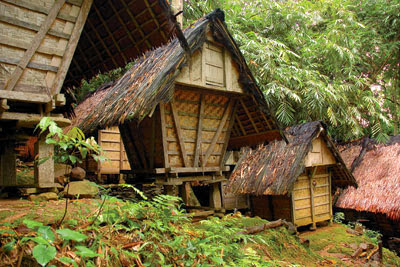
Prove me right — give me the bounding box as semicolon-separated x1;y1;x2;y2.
166;137;225;144
50;0;93;95
2;0;77;23
0;90;51;103
143;0;167;42
155;166;229;174
1;0;66;95
240;98;259;133
235;114;247;136
194;94;205;167
203;99;234;167
0;14;71;39
328;171;333;221
149;110;156;169
170;101;189;167
159;103;169;168
0;56;58;72
0;37;64;57
0;112;70;127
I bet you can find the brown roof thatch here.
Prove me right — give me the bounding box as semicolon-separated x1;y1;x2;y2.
78;9;280;134
64;0;177;89
336;136;400;220
226;121;356;196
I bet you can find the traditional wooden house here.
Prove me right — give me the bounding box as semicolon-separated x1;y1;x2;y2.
336;137;400;248
78;9;285;210
227;121;356;229
0;0;181;188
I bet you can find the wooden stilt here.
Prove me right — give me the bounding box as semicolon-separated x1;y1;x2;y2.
34;133;55;188
209;183;222;209
0;141;17;186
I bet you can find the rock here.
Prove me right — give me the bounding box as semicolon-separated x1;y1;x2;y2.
70;167;86;181
28;192;58;201
64;180;99;198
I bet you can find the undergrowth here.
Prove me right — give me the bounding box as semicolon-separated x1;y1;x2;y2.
0;194;317;267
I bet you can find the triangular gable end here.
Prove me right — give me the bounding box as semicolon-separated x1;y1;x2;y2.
175;28;244;94
305;136;336;167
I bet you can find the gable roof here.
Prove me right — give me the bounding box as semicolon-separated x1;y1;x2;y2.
226;121;357;196
78;9;281;135
336;136;400;220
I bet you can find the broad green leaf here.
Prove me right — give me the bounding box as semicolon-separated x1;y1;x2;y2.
56;229;88;242
74;246;100;258
38;226;55;243
32;244;56;267
23;219;43;229
3;240;15;252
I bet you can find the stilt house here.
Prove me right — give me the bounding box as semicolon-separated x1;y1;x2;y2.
0;0;181;188
336;137;400;244
227;121;356;228
78;9;285;209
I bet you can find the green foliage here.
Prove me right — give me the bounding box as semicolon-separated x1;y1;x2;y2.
32;244;57;267
74;61;135;103
333;212;345;224
55;229;88;242
35;117;106;165
364;229;382;244
184;0;400;142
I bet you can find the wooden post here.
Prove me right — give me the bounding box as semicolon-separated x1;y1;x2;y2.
328;171;333;224
209;183;222;209
34;133;55;188
309;167;318;230
0;141;17;186
181;182;191;205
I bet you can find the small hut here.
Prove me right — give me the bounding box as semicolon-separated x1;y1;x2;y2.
227;121;356;229
336;137;400;244
77;9;285;210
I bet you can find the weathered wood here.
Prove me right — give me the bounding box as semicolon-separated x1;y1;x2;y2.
170;101;189;167
154;166;229;174
50;0;93;95
0;57;59;72
203;99;234;167
328;171;333;222
3;0;77;23
228;130;282;148
237;219;288;235
234;114;247;136
34;134;55;188
194;94;205;167
0;112;70;127
209;183;222;209
0;37;64;57
149;112;156;169
0;91;51;104
159;103;170;168
143;0;167;42
2;0;66;94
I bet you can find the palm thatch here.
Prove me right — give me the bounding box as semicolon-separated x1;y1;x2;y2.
226;121;356;196
336;136;400;221
78;9;277;134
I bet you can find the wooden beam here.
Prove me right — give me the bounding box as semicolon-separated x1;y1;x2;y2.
155;166;229;174
149;111;156;169
2;0;65;94
240;98;259;133
219;100;237;168
0;57;58;72
0;90;51;103
0;112;70;127
194;94;205;167
328;171;333;222
143;0;168;42
3;0;77;23
159;103;170;169
50;0;93;95
0;37;64;57
203;99;234;167
170;101;189;167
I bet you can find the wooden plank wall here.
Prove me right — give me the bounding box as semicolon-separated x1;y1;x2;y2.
251;195;292;222
292;167;331;227
161;87;235;170
0;0;91;104
221;181;249;210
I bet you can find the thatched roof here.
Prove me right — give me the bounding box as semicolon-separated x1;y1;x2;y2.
226;121;356;196
64;0;177;89
78;9;279;134
336;136;400;220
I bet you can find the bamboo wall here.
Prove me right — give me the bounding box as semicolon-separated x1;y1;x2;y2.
0;0;92;108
